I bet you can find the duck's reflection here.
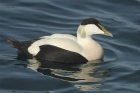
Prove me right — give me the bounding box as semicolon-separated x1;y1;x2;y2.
17;55;109;91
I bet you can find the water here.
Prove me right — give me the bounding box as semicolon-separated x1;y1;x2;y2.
0;0;140;93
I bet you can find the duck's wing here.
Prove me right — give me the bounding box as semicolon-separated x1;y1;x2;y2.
28;37;82;56
41;34;77;41
7;34;77;56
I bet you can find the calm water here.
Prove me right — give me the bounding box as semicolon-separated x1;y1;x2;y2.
1;0;140;93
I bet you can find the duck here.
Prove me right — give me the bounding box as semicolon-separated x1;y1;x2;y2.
7;18;113;64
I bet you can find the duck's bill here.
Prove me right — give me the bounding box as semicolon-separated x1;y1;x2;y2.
104;31;113;37
98;24;113;37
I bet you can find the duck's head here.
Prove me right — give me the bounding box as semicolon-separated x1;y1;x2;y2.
77;18;113;38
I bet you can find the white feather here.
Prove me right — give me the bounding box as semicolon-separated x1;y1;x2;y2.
28;34;82;56
85;24;104;36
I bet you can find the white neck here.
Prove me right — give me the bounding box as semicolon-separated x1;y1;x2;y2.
77;34;103;61
77;34;92;43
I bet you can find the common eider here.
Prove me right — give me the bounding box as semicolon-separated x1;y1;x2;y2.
7;18;113;64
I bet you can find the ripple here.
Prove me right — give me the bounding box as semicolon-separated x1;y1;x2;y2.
1;0;140;93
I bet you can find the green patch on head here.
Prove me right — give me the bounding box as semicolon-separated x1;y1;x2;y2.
77;25;86;38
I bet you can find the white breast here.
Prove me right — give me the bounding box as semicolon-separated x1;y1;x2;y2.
82;41;103;61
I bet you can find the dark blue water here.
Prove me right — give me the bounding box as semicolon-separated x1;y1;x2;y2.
1;0;140;93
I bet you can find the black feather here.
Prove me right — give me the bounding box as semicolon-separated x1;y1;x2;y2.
7;38;39;56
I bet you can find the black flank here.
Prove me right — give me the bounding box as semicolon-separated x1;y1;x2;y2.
35;45;88;64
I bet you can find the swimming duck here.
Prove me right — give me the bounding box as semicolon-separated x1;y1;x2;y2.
7;18;113;64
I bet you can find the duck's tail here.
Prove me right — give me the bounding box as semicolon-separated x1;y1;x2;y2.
7;38;39;56
7;38;33;58
7;38;29;55
7;38;21;49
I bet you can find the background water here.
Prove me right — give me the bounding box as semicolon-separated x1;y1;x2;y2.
0;0;140;93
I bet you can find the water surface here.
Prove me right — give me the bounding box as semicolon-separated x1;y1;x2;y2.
0;0;140;93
